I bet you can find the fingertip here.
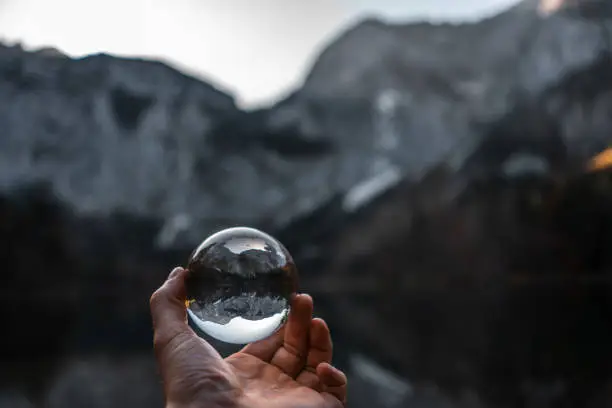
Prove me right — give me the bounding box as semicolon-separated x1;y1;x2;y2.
167;266;185;280
317;363;347;387
316;362;332;376
270;293;313;377
291;293;313;313
320;363;348;406
311;317;329;333
310;318;332;356
293;293;312;305
285;294;314;324
168;267;190;285
164;267;189;294
150;267;190;335
288;294;314;329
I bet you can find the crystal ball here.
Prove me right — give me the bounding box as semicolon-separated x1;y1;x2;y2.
185;227;298;344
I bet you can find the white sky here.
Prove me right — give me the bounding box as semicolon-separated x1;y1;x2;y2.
0;0;522;107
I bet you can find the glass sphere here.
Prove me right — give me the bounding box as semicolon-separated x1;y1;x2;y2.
185;227;298;344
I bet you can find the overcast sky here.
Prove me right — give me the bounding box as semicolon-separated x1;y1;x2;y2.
0;0;522;107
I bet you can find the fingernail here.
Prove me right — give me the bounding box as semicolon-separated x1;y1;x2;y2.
168;267;183;280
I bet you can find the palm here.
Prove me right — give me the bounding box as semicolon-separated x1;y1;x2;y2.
150;268;347;408
226;353;343;408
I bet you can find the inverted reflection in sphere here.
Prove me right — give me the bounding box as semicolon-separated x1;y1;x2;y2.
185;227;298;344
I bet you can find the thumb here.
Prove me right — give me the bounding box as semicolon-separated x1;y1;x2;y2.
150;266;235;404
150;267;193;355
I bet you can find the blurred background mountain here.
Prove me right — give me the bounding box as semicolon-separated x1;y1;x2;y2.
1;0;612;407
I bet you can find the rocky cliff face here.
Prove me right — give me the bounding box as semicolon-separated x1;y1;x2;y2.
1;2;612;407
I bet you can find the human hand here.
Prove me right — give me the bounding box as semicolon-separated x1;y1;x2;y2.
150;267;347;408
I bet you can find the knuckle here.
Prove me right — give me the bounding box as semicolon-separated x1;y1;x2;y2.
298;371;321;390
303;365;317;374
149;288;165;310
283;342;305;360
